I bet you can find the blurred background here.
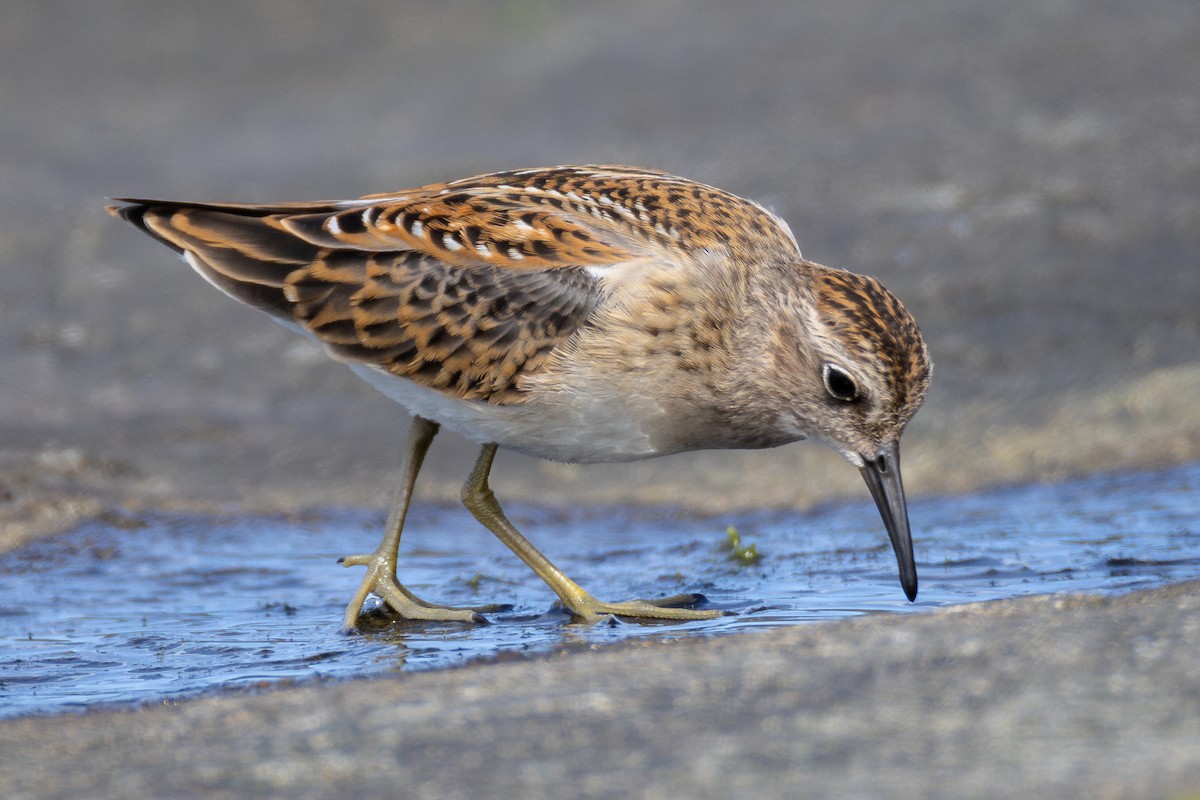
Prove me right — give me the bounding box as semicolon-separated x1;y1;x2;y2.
2;0;1198;542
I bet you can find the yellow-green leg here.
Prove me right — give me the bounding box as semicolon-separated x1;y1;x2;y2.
339;416;492;630
461;443;724;622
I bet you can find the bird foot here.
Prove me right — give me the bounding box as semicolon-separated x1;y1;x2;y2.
562;592;727;623
338;551;491;630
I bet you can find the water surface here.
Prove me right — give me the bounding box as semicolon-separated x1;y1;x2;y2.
2;462;1197;718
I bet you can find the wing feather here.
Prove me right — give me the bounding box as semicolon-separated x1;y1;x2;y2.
109;199;601;403
108;165;799;404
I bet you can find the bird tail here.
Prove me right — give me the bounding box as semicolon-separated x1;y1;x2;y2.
107;198;328;317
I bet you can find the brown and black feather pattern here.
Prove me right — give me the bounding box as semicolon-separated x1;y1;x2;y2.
109;165;803;405
109;200;602;404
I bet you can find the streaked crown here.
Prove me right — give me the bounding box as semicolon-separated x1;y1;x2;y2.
809;267;931;451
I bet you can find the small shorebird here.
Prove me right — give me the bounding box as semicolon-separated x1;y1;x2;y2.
109;165;931;628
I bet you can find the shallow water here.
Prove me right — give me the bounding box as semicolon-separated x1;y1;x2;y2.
2;462;1197;718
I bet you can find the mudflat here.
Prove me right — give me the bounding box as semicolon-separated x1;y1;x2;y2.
1;1;1197;797
2;584;1198;799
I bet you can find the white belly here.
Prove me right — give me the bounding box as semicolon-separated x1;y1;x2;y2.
348;363;673;464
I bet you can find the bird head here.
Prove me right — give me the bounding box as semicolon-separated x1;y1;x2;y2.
735;260;931;600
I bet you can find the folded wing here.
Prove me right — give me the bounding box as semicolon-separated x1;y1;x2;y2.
108;165;799;404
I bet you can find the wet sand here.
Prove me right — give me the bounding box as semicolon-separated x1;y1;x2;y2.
2;1;1199;796
3;584;1198;799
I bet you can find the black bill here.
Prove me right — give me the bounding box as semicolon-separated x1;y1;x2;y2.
859;440;918;601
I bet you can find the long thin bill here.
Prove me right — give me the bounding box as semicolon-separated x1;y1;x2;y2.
859;441;918;601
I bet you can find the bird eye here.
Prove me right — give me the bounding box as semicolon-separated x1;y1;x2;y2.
822;363;859;402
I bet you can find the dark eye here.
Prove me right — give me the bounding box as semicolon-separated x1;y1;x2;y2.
822;363;859;402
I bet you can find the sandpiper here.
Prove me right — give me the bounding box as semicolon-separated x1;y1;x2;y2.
109;165;931;628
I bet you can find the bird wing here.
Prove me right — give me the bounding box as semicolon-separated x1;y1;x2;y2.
108;165;799;404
